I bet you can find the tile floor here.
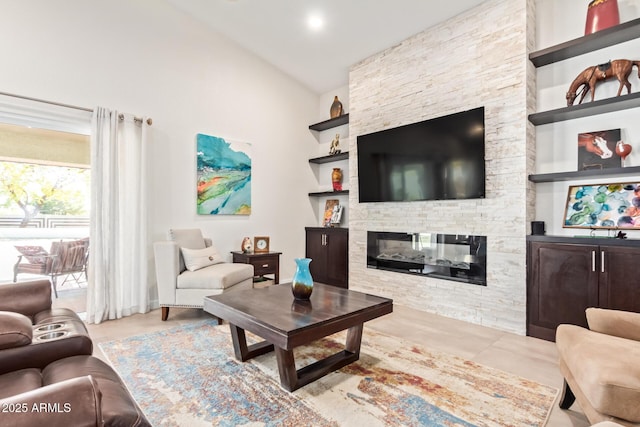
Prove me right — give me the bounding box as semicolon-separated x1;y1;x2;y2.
82;303;590;427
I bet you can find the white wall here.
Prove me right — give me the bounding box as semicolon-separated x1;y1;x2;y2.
534;0;640;238
0;0;322;303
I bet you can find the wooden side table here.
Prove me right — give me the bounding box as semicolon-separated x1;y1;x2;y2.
231;251;282;284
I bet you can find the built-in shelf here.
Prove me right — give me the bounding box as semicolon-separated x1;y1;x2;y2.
308;152;349;164
308;190;349;197
529;17;640;67
529;166;640;183
308;114;349;131
528;91;640;125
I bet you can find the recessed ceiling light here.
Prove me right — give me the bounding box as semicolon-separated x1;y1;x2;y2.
307;14;324;31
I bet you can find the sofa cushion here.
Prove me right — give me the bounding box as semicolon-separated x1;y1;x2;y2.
43;355;150;427
0;311;33;350
587;308;640;342
556;324;640;422
177;263;253;290
181;245;224;271
0;368;42;399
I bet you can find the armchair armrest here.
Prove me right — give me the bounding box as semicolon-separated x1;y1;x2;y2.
586;307;640;342
0;312;32;350
0;280;52;319
153;241;181;305
0;376;102;427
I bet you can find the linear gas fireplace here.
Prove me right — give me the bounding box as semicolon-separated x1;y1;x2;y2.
367;231;487;286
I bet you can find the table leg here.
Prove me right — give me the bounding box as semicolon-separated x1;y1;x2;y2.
346;323;364;355
229;324;274;362
274;323;365;392
275;347;298;391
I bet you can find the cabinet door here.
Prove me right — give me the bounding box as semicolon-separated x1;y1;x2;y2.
325;229;348;288
599;245;640;312
528;242;599;340
305;229;327;283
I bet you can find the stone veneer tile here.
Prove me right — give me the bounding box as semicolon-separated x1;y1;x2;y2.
348;0;533;335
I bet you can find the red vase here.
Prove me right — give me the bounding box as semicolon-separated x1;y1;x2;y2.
585;0;620;35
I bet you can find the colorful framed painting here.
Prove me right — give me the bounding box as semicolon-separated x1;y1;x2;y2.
563;182;640;229
577;129;622;171
196;133;251;215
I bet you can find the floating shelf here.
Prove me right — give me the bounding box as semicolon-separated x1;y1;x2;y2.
308;152;349;164
308;114;349;131
308;190;349;197
529;166;640;183
528;91;640;125
529;18;640;67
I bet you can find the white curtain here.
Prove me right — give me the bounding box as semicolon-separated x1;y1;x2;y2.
87;107;150;324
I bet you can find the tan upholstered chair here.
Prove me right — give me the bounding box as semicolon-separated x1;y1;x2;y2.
153;229;254;321
556;308;640;426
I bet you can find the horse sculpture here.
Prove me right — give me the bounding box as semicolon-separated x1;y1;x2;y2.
566;59;640;106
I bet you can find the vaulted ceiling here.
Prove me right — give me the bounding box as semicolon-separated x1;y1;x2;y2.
165;0;489;93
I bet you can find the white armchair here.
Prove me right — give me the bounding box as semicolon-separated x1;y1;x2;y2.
153;229;254;321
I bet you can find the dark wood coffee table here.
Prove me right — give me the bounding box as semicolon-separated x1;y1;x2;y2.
203;283;393;391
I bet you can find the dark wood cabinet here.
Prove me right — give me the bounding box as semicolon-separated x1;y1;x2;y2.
528;242;598;341
599;245;640;312
231;251;281;284
305;227;348;288
527;236;640;341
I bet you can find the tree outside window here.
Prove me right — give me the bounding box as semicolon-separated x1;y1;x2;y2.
0;161;90;227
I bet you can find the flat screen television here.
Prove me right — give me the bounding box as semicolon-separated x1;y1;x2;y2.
357;107;485;203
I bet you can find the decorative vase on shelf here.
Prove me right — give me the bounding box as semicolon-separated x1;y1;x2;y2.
330;96;343;119
615;140;632;167
332;168;343;191
291;258;313;300
585;0;620;35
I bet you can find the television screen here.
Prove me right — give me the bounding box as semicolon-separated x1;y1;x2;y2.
357;107;485;203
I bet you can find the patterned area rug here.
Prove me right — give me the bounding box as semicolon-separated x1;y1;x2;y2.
99;319;558;426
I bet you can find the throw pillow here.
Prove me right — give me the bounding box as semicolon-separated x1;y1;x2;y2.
14;245;49;264
181;245;224;271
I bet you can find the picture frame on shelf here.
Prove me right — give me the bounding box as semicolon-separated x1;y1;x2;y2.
577;129;621;171
563;182;640;229
330;204;343;227
322;199;339;227
253;236;270;253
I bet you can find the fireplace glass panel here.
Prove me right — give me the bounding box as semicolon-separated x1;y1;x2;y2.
367;231;487;286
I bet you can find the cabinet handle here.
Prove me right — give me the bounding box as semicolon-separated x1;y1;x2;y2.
592;251;596;272
262;263;269;268
601;251;605;273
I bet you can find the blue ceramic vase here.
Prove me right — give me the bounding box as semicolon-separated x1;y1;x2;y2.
292;258;313;300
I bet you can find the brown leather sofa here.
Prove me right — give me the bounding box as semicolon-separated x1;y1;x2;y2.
556;308;640;427
0;279;93;374
0;279;151;426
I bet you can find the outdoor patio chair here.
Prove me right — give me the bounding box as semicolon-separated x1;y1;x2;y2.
13;238;89;298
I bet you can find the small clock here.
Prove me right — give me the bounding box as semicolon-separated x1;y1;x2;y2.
254;236;270;253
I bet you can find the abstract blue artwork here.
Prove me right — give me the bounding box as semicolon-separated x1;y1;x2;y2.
196;133;251;215
563;182;640;229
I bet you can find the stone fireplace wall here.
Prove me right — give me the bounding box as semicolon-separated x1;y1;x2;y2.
348;0;535;334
